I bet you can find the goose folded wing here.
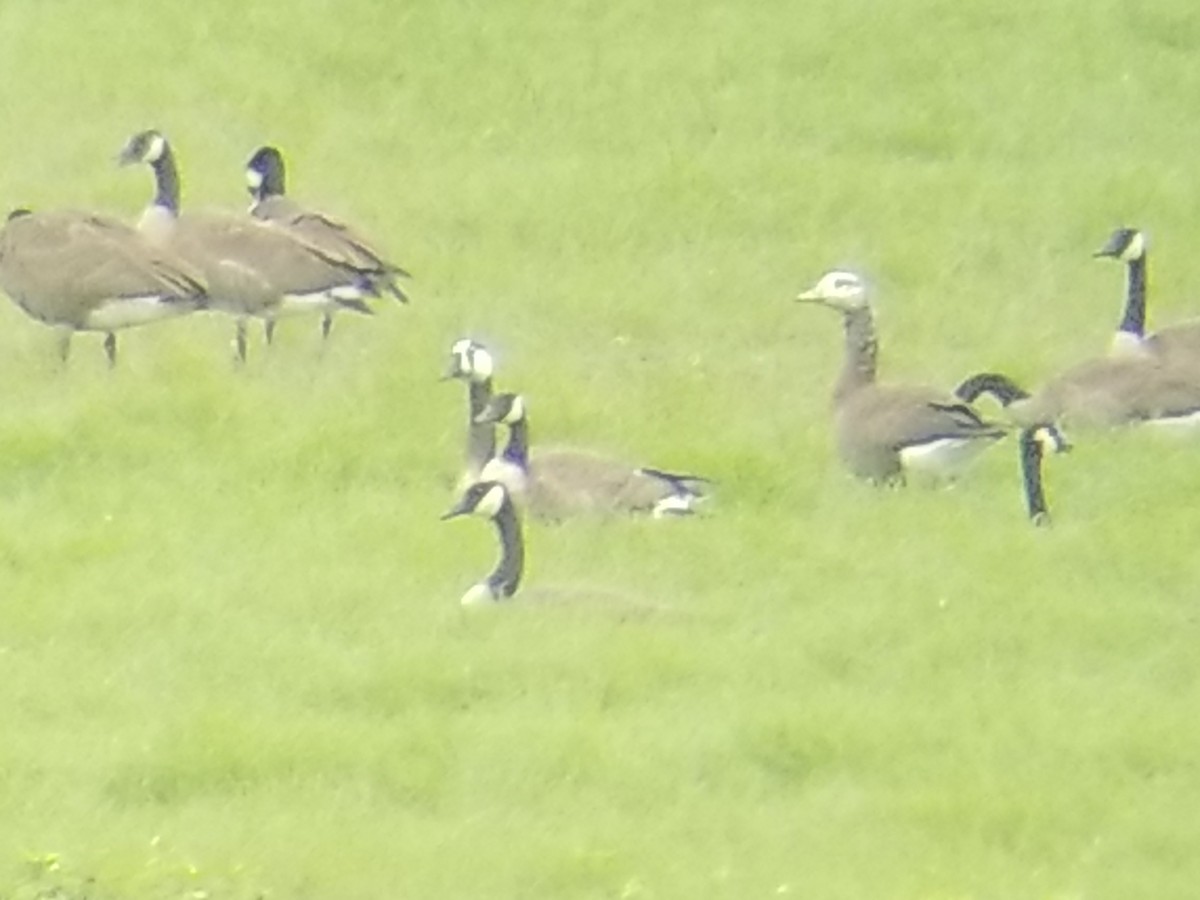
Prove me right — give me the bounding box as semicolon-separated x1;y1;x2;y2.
846;386;1003;451
255;201;408;277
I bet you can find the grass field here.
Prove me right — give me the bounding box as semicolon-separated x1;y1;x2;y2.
2;0;1200;897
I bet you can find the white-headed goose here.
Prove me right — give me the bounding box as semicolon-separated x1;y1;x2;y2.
0;208;207;365
117;129;380;362
442;337;497;490
245;145;410;342
442;480;523;605
475;392;709;520
796;270;1006;483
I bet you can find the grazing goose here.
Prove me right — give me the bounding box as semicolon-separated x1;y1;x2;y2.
0;208;207;365
954;331;1200;431
796;270;1006;483
1094;227;1200;367
245;145;410;342
442;337;497;489
956;362;1200;429
475;392;709;520
442;480;523;605
1019;423;1070;526
117;129;379;361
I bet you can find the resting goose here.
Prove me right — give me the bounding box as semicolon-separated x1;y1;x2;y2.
796;270;1005;483
1094;227;1200;370
442;337;497;490
442;480;523;605
475;392;709;520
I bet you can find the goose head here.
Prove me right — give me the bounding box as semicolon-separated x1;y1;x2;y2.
795;270;869;312
475;392;525;426
1093;227;1146;263
245;146;286;200
441;479;510;522
1029;422;1072;456
117;129;169;167
442;337;495;382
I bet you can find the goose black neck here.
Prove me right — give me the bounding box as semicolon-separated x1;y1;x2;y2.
467;380;495;475
151;144;181;215
1020;429;1048;521
488;497;524;598
501;417;530;469
261;157;286;199
954;372;1031;406
1116;254;1148;338
835;306;878;402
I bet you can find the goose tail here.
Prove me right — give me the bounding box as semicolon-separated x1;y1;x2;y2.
638;467;713;517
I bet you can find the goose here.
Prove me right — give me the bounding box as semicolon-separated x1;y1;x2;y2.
795;270;1006;483
441;479;683;616
441;337;497;489
441;480;524;605
117;129;379;361
0;208;207;365
1094;227;1200;367
474;392;709;520
1019;423;1070;526
955;361;1200;429
245;145;410;343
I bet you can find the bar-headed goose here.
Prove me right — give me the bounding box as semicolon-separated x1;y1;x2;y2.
442;337;497;490
1094;227;1200;368
796;270;1006;483
117;129;380;361
441;480;523;605
0;208;207;365
245;145;410;342
475;392;709;520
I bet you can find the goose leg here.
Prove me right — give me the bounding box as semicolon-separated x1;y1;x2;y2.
264;319;276;346
234;320;248;363
103;332;117;368
321;312;334;341
55;329;72;364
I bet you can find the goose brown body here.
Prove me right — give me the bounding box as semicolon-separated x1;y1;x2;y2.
118;129;378;360
797;270;1005;483
0;208;207;363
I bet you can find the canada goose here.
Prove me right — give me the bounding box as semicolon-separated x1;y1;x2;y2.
1094;227;1200;366
441;480;523;605
442;337;497;489
441;478;682;616
1019;423;1070;526
245;145;410;342
0;208;207;365
475;392;709;520
117;129;379;361
796;270;1006;483
954;358;1200;429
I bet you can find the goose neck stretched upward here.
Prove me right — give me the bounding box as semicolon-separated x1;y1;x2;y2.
466;379;496;477
150;143;181;216
500;415;530;469
834;305;878;402
1115;253;1148;341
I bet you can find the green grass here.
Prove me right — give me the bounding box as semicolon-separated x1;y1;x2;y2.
1;0;1200;897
